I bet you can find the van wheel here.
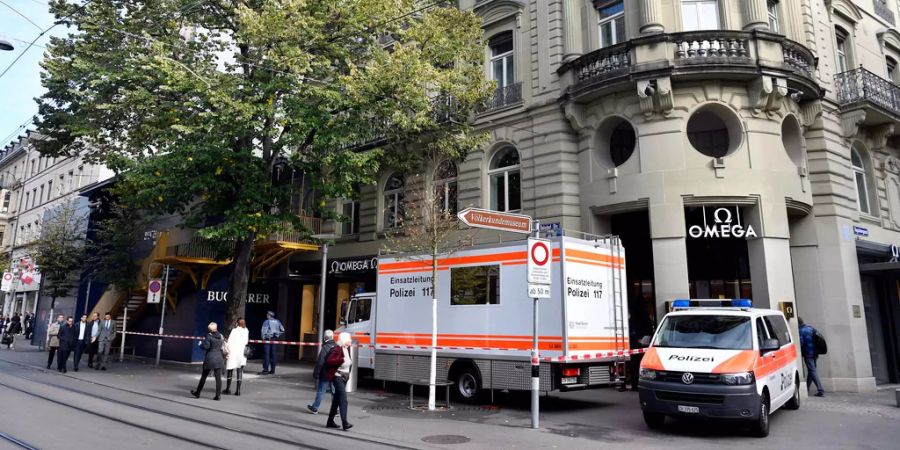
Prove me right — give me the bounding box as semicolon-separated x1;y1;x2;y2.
750;394;770;438
453;366;481;403
784;374;800;410
642;411;665;429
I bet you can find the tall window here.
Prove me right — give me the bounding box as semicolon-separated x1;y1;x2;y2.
836;27;850;73
47;180;53;200
1;191;9;213
490;32;514;88
888;56;898;83
30;188;36;208
39;185;44;205
767;0;779;32
489;147;521;212
598;1;625;48
383;173;405;229
852;148;870;214
24;192;29;210
433;160;458;215
341;186;361;236
682;0;720;31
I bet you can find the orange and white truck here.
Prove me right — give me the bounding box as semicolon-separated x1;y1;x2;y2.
339;234;629;402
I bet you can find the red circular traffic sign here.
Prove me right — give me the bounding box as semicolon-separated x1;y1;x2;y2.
149;280;162;293
530;241;550;266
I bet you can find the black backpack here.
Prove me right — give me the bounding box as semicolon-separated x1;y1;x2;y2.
813;329;828;355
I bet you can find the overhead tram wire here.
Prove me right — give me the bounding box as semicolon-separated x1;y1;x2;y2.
0;0;45;30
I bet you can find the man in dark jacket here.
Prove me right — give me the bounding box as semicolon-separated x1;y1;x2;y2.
799;317;825;397
307;330;336;414
57;317;77;373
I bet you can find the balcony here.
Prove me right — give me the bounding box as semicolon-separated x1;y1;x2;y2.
834;67;900;132
874;0;896;26
560;30;818;102
482;82;523;112
252;215;322;279
345;94;463;151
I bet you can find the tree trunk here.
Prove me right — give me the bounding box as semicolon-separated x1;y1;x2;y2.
226;237;254;335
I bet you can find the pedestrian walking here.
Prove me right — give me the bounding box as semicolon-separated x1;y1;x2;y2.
224;318;249;396
24;313;33;340
3;314;21;349
57;317;77;373
258;311;284;375
191;322;227;401
87;312;100;369
72;315;90;371
307;329;336;414
799;317;826;397
96;312;116;371
46;314;65;370
325;332;353;431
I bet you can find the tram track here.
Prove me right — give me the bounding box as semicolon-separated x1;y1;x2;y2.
0;357;425;450
0;431;39;450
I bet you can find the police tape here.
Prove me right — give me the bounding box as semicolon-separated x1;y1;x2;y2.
122;331;648;361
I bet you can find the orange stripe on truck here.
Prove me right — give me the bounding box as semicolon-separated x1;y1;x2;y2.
564;249;624;265
378;249;563;274
376;336;564;351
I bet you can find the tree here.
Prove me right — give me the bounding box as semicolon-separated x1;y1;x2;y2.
35;0;493;331
28;200;88;315
88;200;151;293
384;145;478;410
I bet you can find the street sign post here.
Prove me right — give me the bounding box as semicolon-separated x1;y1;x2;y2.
457;208;532;234
147;279;162;304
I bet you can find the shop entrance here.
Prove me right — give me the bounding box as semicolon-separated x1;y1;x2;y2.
685;206;753;300
610;210;656;334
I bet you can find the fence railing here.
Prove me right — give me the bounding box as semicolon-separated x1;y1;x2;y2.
165;237;229;261
568;41;632;88
266;215;322;243
835;67;900;117
484;82;523;111
672;31;751;61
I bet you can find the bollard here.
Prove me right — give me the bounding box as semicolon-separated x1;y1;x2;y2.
895;388;899;408
347;339;359;393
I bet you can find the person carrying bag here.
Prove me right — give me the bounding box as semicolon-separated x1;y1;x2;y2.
324;332;353;431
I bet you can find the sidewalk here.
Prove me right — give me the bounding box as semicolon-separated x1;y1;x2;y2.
2;339;899;449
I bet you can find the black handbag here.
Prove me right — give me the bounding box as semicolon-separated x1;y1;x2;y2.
243;345;254;359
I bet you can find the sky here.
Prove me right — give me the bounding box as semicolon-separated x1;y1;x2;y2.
0;0;67;146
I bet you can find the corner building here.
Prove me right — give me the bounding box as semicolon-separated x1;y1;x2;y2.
293;0;900;392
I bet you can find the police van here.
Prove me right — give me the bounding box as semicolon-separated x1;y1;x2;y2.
638;299;800;437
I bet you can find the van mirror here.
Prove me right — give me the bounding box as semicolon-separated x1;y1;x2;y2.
760;338;779;354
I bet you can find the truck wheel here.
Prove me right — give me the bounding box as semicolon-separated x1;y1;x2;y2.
642;411;665;429
453;366;481;403
784;374;800;410
750;394;770;438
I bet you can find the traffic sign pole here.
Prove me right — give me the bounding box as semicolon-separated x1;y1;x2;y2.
155;264;170;366
531;220;541;430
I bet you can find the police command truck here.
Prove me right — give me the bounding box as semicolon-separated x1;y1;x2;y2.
638;299;800;437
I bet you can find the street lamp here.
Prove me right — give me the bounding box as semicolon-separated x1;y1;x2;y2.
311;233;336;346
0;37;14;51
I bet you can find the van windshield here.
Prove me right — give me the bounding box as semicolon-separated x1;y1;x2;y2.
654;315;752;350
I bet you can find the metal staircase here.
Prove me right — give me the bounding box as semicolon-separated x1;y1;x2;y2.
609;236;628;390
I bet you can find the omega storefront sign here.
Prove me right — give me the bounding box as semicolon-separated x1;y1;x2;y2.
688;206;757;239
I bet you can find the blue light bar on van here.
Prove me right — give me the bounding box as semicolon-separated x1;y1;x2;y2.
672;299;753;309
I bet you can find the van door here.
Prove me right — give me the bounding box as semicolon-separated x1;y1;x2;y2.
764;314;796;408
755;317;781;400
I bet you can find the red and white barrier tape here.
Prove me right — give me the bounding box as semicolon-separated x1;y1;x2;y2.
122;331;647;362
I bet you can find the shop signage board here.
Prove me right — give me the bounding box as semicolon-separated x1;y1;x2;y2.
147;278;162;304
457;207;532;234
687;206;757;239
853;226;869;237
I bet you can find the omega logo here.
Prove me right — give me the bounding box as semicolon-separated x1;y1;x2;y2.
688;207;758;239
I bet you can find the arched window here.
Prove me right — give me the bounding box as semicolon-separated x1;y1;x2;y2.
433;160;458;215
852;148;870;214
383;173;406;229
489;147;521;212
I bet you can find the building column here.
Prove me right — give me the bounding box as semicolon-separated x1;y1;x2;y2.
649;203;690;322
563;0;583;62
745;199;795;310
639;0;664;35
742;0;770;31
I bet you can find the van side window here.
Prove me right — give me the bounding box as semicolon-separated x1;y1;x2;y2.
451;265;501;305
356;297;372;322
763;315;791;347
755;317;771;348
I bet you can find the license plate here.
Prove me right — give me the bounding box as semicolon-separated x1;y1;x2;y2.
677;405;700;414
561;377;577;384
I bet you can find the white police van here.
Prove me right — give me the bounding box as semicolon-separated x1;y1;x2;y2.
638;299;800;437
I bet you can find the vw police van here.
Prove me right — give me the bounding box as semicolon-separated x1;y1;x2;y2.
638;299;800;437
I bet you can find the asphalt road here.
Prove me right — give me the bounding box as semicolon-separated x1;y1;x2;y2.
0;342;898;450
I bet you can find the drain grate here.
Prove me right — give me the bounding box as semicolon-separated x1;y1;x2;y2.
421;435;471;445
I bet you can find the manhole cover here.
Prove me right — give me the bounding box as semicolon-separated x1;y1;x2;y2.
421;435;471;445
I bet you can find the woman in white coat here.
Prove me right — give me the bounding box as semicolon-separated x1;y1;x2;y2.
224;318;249;396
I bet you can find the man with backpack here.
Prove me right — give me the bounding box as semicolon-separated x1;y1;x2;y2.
799;317;826;397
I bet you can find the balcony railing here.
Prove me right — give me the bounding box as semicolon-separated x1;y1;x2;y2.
343;94;461;151
165;237;230;261
875;0;896;25
484;82;523;111
266;215;322;243
835;67;900;117
564;30;818;96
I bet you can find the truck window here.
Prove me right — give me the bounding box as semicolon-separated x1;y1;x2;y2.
654;315;752;350
450;265;500;305
355;297;372;322
763;315;791;347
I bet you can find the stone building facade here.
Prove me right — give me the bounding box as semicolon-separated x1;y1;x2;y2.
287;0;900;392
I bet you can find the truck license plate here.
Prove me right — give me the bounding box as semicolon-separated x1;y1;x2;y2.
677;405;700;414
561;377;577;384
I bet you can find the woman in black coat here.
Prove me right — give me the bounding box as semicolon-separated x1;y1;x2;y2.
191;322;226;401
